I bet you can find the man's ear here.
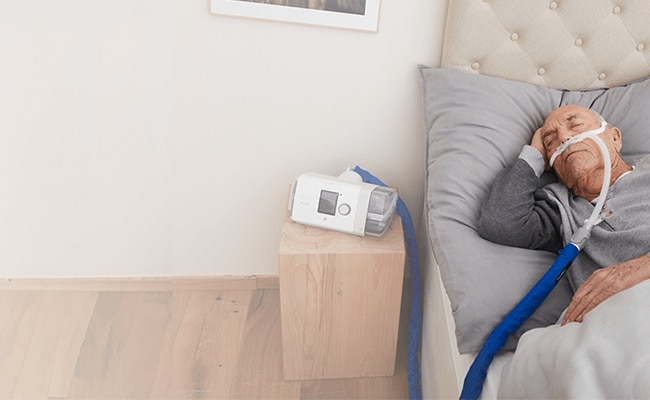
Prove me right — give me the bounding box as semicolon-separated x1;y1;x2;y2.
609;126;623;152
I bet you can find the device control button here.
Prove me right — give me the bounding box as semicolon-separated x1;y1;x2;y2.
338;203;351;216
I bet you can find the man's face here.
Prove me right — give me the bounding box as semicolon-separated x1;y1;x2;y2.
539;105;621;199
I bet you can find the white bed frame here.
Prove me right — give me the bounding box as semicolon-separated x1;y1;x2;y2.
421;0;650;398
420;221;473;398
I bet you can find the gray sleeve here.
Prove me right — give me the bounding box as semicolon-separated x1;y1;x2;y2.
519;145;546;178
477;155;563;253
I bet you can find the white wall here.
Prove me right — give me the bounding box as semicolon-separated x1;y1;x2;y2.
0;0;448;277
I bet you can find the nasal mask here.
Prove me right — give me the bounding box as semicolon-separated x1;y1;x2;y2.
549;120;611;247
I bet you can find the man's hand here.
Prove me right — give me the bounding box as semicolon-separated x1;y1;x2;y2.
530;128;550;170
562;253;650;325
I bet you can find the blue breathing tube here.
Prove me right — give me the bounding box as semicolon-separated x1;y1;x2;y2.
460;126;612;400
353;166;422;400
460;243;579;399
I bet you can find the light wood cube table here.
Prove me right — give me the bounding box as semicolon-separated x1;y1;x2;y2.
278;210;405;381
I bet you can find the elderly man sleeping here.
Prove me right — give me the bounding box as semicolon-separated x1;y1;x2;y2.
478;104;650;324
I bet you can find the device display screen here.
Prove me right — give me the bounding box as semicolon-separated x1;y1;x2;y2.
317;190;338;216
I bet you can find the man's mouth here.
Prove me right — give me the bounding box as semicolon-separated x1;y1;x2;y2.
562;144;590;162
565;149;586;159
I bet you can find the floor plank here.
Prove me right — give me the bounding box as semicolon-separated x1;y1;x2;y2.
229;290;301;399
48;291;100;398
149;290;255;399
0;291;45;398
149;291;195;399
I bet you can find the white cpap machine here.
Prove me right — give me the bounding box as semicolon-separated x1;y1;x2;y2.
288;169;398;237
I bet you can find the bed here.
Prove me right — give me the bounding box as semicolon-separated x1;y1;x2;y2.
420;1;650;398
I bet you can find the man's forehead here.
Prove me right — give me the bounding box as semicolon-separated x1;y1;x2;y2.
548;106;591;121
544;107;594;129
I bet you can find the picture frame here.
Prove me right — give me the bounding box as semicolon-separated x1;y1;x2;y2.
210;0;381;32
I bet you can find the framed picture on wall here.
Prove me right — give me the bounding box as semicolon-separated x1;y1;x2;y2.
210;0;381;32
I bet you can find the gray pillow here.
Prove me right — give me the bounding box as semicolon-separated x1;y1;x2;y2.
419;65;650;353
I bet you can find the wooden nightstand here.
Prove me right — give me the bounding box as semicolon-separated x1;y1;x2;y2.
277;210;405;381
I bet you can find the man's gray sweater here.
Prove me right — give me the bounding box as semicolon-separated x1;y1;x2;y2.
479;146;650;291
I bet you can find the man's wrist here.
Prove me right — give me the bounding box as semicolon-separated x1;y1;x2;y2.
519;145;546;177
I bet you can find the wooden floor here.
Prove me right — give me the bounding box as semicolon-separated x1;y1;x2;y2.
0;277;408;399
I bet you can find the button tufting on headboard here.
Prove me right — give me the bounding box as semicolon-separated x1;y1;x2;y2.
441;0;650;90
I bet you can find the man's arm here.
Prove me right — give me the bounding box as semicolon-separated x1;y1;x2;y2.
562;253;650;324
477;145;562;252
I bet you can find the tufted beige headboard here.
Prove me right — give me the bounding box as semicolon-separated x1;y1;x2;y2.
442;0;650;90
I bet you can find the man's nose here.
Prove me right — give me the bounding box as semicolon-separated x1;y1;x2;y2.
557;128;573;143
